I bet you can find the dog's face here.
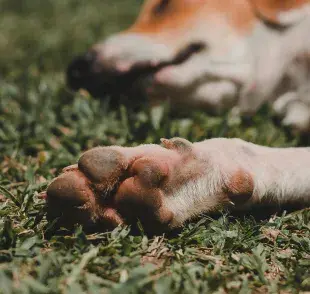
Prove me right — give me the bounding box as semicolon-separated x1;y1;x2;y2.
67;0;309;109
67;0;255;99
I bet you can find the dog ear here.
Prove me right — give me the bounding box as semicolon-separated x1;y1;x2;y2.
250;0;309;28
225;169;254;205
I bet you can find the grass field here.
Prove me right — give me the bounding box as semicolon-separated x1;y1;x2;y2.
0;1;309;293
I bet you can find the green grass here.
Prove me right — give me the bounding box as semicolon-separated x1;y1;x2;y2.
0;1;309;293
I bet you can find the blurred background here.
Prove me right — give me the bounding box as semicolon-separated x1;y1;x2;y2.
0;0;143;75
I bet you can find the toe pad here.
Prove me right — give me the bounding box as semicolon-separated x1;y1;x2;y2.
79;147;128;184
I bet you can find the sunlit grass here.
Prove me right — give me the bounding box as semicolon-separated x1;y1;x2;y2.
0;1;309;293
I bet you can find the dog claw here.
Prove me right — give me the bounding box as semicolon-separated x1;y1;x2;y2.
161;137;192;153
62;164;78;173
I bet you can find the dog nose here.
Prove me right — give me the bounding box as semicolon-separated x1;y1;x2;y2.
66;51;97;90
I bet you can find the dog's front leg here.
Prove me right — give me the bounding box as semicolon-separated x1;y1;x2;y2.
45;138;310;232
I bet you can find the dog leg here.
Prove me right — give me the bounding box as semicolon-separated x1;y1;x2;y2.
45;138;310;232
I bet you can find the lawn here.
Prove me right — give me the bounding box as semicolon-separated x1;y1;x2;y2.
0;0;309;293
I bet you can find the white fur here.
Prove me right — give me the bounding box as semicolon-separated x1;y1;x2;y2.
278;4;310;25
164;169;222;227
163;138;310;226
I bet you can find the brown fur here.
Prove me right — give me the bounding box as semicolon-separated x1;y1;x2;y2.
127;0;256;36
125;0;310;39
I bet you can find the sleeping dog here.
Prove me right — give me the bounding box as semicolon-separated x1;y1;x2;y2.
67;0;310;131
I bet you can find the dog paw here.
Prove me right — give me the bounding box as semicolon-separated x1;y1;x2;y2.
46;141;187;231
46;138;255;232
273;91;310;133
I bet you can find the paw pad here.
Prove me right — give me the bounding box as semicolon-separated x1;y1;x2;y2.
78;147;128;194
131;157;168;188
47;171;93;207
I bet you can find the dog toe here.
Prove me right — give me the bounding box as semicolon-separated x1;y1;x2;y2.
47;170;93;207
78;147;128;188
